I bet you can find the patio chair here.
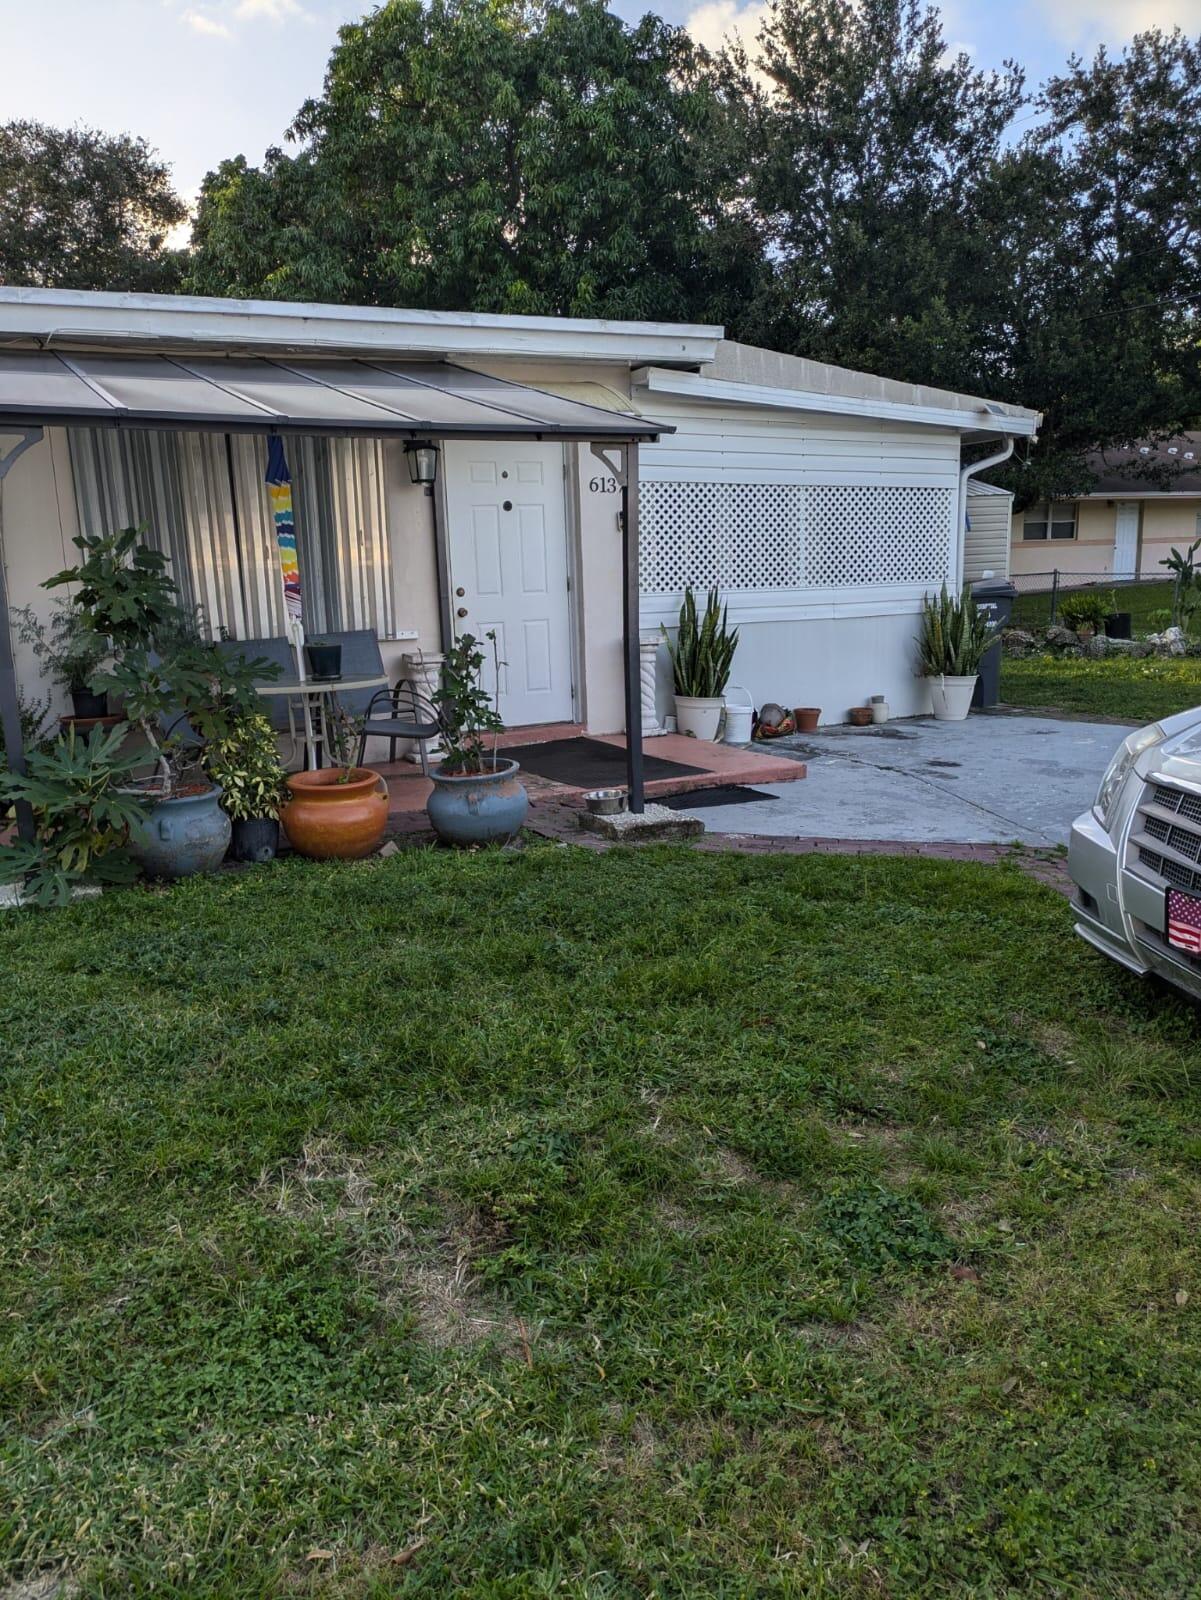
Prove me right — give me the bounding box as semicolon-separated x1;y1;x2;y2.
356;680;446;775
215;636;297;732
319;629;389;718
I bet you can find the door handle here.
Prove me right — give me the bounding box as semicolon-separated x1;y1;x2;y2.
455;586;466;597
456;607;469;618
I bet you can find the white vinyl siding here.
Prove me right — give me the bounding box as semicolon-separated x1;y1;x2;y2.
638;398;961;623
964;482;1014;582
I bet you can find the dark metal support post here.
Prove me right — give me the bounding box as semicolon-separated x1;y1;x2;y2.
0;428;44;843
621;441;644;814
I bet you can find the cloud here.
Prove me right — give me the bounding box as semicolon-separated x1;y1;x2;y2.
183;9;231;37
176;0;308;38
1040;0;1201;44
684;0;771;56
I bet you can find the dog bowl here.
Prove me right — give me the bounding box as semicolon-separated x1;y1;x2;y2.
584;788;628;816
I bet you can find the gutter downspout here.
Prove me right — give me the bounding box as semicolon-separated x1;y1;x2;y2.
957;436;1014;587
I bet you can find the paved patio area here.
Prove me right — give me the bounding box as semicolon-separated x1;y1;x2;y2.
683;712;1124;847
377;725;805;817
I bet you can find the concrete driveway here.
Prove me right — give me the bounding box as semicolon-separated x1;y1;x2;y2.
694;713;1128;846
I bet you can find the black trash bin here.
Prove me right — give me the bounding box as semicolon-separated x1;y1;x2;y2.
971;576;1018;708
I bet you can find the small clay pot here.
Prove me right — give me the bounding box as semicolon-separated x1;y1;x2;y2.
848;706;873;726
793;707;821;733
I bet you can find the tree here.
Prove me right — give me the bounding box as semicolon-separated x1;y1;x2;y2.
187;0;761;322
987;29;1201;500
0;120;187;292
722;0;1024;394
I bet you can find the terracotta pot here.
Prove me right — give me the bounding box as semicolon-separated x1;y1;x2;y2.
793;707;821;732
280;768;389;860
848;706;873;726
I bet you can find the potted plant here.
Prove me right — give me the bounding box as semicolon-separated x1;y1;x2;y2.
1058;591;1112;641
279;706;390;860
917;583;994;721
204;709;290;863
305;639;343;680
12;601;110;718
663;587;739;740
425;632;528;847
51;529;279;879
0;722;148;907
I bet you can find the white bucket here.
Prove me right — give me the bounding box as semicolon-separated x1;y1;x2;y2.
722;684;754;744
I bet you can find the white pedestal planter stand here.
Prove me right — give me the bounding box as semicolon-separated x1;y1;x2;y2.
401;650;446;760
639;636;667;737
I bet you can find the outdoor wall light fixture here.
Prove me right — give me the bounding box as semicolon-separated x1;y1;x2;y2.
405;440;440;485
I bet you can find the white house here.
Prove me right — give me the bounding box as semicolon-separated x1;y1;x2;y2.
0;287;1040;781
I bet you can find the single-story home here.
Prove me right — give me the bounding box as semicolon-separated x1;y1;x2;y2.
1011;435;1201;583
0;287;1040;777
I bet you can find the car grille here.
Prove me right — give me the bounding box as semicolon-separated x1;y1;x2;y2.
1133;781;1201;894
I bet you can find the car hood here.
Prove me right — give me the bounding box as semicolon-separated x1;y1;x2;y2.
1150;706;1201;785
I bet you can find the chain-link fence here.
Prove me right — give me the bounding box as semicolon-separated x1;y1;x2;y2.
1009;570;1178;633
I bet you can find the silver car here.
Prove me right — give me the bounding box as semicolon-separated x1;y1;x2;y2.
1069;707;1201;1000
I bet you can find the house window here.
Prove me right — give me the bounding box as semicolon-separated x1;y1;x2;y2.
1022;502;1077;541
66;428;396;642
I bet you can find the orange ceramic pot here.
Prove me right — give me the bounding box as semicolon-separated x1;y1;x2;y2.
280;768;390;860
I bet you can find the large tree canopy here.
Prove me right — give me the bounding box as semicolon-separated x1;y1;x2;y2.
187;0;759;323
0;121;186;292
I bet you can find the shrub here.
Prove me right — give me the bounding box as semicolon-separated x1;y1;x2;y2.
203;710;290;822
1059;591;1113;633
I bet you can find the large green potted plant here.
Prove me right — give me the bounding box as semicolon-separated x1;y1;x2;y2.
917;584;994;720
12;601;110;718
425;632;527;847
0;722;148;907
204;709;291;863
663;586;739;740
53;528;278;878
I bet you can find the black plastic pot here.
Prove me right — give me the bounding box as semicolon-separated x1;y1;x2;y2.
229;816;280;865
1104;612;1133;640
70;687;108;719
305;642;342;679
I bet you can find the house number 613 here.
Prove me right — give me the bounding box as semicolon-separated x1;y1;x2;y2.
588;475;619;494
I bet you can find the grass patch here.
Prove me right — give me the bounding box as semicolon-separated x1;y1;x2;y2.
1002;652;1201;722
2;846;1200;1595
1010;578;1176;635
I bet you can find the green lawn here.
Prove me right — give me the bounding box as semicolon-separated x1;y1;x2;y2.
1002;653;1201;723
3;847;1200;1596
1009;578;1176;635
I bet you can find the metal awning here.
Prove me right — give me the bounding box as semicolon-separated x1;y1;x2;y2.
0;350;666;441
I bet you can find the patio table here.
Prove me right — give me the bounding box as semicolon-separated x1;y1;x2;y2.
257;672;388;771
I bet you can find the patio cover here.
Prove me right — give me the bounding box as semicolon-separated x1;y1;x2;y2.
0;351;665;441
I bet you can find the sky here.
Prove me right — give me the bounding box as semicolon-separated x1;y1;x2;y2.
1;0;1199;225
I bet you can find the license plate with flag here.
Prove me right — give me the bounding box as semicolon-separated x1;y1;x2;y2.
1166;888;1201;955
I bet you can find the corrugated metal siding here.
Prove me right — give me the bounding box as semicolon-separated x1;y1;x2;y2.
964;482;1013;582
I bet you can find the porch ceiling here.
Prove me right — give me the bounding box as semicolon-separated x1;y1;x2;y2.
0;350;666;441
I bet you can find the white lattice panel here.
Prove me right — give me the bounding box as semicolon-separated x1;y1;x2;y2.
640;481;803;593
803;486;953;588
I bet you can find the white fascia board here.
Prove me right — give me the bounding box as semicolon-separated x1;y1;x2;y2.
632;365;1041;438
1079;490;1201;500
0;287;722;367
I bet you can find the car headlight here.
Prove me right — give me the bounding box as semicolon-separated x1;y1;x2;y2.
1094;724;1166;831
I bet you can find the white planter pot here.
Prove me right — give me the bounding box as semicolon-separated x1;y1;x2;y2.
926;674;977;721
674;694;724;740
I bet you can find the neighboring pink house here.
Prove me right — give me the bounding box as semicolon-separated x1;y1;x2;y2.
1011;435;1201;583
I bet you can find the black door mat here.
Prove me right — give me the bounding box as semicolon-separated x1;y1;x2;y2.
657;785;775;810
504;737;707;786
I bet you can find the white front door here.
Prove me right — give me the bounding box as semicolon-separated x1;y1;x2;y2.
443;442;574;727
1113;501;1140;579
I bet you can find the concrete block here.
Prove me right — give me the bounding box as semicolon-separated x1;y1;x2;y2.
576;802;705;843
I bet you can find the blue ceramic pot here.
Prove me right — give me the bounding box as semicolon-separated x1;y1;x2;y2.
426;758;528;847
129;785;232;880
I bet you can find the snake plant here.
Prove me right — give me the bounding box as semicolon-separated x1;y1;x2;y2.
663;586;739;698
917;584;994;677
